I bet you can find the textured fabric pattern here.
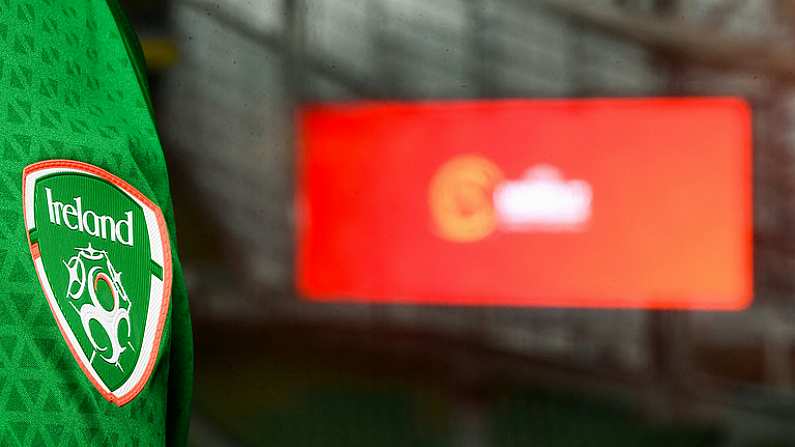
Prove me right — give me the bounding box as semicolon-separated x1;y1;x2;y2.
0;0;192;445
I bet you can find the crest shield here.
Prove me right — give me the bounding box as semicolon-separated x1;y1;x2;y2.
22;160;171;406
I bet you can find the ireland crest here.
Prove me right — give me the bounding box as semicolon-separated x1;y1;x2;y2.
23;160;172;406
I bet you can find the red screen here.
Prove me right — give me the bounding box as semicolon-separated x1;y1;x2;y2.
297;98;753;309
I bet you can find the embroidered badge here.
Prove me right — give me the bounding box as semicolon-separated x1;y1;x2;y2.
23;160;171;406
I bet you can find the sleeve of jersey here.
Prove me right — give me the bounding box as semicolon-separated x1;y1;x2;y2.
166;257;194;447
104;1;195;444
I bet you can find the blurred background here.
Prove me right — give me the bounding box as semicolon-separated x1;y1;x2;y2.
121;0;795;445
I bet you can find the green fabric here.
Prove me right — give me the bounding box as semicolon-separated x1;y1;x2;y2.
0;0;193;445
104;0;154;116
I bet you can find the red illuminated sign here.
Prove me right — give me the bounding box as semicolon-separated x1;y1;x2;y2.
297;98;753;309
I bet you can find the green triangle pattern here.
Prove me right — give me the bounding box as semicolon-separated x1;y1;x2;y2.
0;0;182;445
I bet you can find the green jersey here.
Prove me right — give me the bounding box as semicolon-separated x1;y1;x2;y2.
0;0;193;445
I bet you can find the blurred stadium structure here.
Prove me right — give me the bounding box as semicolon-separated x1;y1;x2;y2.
120;0;795;445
